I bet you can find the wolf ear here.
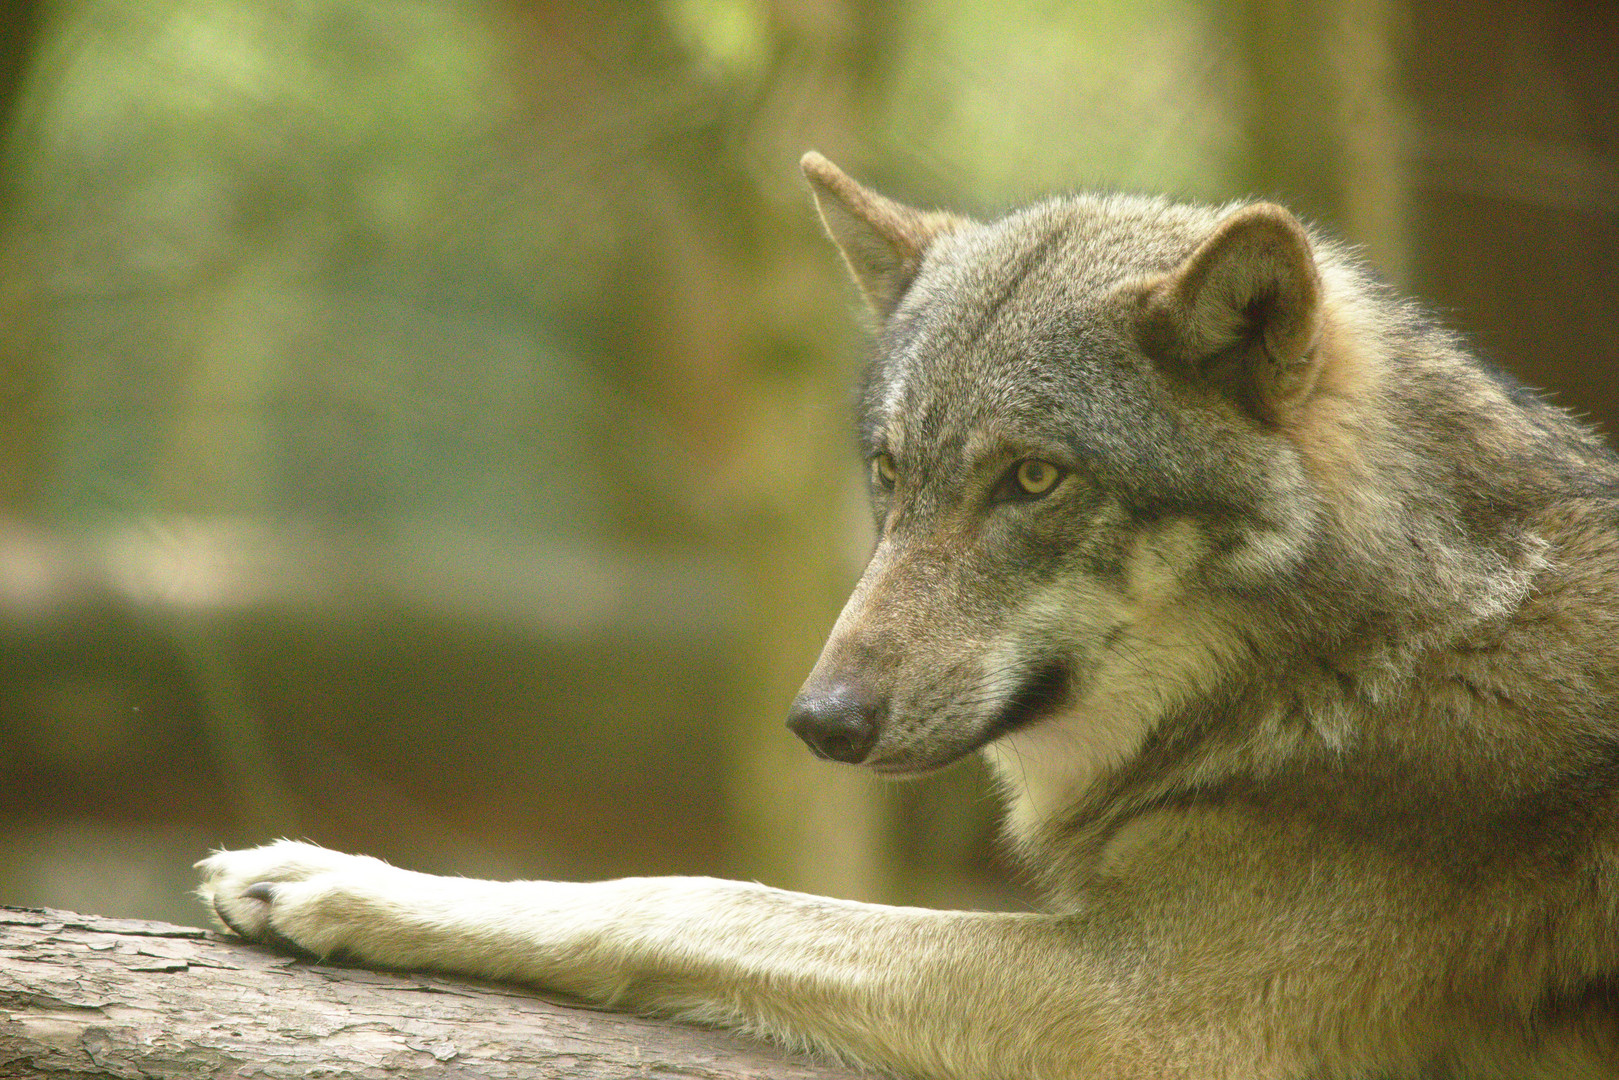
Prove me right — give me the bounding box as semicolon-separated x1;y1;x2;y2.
1139;203;1326;421
801;152;962;320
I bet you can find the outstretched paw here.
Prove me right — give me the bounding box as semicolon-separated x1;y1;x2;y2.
196;839;391;959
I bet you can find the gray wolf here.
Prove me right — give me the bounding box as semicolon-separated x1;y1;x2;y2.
199;153;1619;1078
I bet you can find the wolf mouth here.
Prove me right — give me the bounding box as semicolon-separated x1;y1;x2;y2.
861;664;1073;775
982;662;1072;745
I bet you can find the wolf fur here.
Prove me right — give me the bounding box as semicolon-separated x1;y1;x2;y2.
198;153;1619;1078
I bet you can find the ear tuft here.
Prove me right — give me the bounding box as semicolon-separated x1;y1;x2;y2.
1139;202;1325;420
801;152;963;320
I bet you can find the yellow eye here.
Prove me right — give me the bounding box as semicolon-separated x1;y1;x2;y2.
871;453;898;490
1014;459;1061;497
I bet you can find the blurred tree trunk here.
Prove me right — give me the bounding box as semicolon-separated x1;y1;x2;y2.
1402;0;1619;434
0;3;43;151
492;0;905;901
0;0;48;514
1238;0;1410;281
714;0;908;903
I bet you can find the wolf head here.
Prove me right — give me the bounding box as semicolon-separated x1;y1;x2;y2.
788;153;1350;788
799;157;1608;849
791;155;1562;810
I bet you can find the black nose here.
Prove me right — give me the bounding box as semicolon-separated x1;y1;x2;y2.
786;685;884;764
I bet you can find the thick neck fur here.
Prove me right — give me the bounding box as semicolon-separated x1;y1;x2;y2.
1000;257;1619;907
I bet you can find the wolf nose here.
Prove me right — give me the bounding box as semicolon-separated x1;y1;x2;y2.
786;685;884;764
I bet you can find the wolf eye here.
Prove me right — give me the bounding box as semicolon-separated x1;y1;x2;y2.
870;452;898;491
1011;459;1063;499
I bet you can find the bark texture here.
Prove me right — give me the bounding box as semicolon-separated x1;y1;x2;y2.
0;906;866;1078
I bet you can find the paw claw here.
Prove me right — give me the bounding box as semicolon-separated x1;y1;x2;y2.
195;841;390;960
208;891;255;941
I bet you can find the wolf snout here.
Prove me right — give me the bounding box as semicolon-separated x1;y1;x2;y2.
786;684;886;764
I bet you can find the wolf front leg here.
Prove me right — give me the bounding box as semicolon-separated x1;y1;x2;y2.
198;841;1189;1078
201;838;1475;1080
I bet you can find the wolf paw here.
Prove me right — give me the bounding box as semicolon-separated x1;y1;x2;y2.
196;840;397;960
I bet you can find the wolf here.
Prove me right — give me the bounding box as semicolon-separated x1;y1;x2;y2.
199;153;1619;1078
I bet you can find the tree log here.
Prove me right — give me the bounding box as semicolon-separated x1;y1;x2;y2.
0;906;867;1078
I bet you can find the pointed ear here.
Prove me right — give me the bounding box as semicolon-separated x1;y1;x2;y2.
801;151;963;320
1138;203;1326;421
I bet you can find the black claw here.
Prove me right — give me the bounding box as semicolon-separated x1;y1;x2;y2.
210;894;252;940
213;888;321;960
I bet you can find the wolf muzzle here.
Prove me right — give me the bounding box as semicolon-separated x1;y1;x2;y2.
786;683;885;764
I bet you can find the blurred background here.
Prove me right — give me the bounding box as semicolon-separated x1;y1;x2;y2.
0;0;1613;924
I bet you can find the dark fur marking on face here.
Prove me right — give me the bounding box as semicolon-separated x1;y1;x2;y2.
971;228;1069;339
981;662;1072;745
